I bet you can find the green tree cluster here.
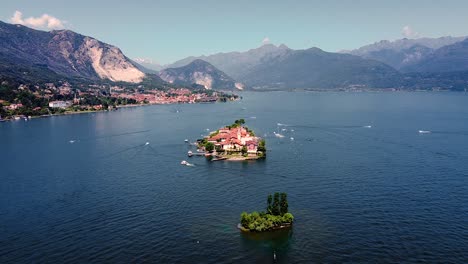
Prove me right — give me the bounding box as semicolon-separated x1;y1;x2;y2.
227;119;246;129
205;142;215;152
257;139;266;152
240;192;293;232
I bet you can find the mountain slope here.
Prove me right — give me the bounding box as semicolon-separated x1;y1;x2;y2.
0;21;145;83
159;59;241;90
165;44;291;79
345;36;466;70
240;48;403;89
355;44;433;70
401;38;468;73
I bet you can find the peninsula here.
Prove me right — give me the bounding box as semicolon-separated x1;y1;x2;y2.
239;192;294;232
197;119;266;161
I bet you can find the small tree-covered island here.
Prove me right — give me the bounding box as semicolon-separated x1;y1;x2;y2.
197;119;266;161
238;193;294;232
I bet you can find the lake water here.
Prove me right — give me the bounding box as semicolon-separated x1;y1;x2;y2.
1;92;468;263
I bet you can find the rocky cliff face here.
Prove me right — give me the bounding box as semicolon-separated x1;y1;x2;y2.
0;21;145;83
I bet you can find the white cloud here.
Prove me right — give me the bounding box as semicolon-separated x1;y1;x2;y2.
402;25;419;38
10;11;65;30
262;37;270;45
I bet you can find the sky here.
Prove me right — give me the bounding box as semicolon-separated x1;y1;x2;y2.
2;0;468;64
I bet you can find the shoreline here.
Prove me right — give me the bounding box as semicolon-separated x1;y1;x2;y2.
237;223;292;233
1;99;240;122
211;155;264;161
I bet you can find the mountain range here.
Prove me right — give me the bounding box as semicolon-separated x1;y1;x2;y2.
163;36;468;90
2;20;468;91
344;36;467;71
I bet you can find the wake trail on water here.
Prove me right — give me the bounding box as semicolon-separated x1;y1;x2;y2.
426;131;468;136
287;124;370;130
98;143;148;159
75;129;151;142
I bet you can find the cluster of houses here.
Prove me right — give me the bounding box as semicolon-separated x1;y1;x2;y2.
2;103;23;110
207;126;259;154
112;88;218;104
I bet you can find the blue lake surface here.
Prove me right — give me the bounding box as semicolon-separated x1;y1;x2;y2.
1;92;468;263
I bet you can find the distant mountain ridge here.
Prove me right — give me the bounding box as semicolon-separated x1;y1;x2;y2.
0;21;145;83
401;38;468;73
2;19;468;92
166;44;291;79
348;36;466;54
240;47;403;89
159;59;242;90
166;45;403;89
344;36;467;70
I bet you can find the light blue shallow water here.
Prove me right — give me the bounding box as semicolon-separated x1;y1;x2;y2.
1;92;468;263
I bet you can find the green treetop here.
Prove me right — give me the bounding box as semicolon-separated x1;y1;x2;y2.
240;192;293;232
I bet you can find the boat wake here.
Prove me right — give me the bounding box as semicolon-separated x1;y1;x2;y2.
274;132;285;138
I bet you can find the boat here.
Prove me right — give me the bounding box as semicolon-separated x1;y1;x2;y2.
184;139;189;143
419;130;431;134
188;151;193;157
274;132;285;138
180;160;194;166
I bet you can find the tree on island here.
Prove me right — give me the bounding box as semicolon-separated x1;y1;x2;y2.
257;139;266;152
280;193;288;215
215;144;224;153
205;142;215;152
267;194;273;214
241;146;248;156
240;192;293;232
235;119;245;125
272;192;281;215
228;119;246;129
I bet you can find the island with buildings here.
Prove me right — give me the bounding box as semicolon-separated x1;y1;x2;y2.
239;192;294;232
195;119;266;161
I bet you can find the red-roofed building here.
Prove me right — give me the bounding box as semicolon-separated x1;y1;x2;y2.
207;125;259;153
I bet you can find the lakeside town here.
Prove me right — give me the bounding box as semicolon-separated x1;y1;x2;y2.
0;81;239;121
192;119;266;161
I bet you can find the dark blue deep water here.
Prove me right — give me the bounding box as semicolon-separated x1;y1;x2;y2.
1;92;468;263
